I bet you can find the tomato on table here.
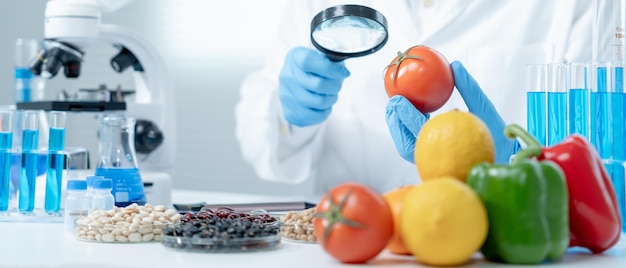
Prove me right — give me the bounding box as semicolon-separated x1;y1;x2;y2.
314;183;394;264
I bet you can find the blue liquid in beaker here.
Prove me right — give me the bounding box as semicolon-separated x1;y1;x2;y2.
547;92;567;146
527;91;547;146
568;89;589;137
95;167;146;207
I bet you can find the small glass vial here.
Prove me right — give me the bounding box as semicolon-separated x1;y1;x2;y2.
64;180;88;234
85;175;103;214
91;178;115;212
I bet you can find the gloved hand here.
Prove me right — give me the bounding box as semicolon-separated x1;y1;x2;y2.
278;47;351;127
385;61;519;164
385;95;429;163
452;61;520;164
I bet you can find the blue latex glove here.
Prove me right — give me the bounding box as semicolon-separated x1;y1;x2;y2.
278;47;350;127
385;95;429;163
385;61;519;164
452;61;520;164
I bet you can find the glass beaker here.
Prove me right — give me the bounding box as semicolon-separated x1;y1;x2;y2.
95;114;146;207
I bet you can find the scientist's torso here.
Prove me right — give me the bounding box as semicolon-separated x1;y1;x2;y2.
310;0;591;194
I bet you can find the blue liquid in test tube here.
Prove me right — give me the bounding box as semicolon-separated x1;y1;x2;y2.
547;63;568;146
568;63;590;137
44;112;66;213
526;64;547;146
590;63;612;159
19;128;39;213
0;111;13;212
611;65;625;161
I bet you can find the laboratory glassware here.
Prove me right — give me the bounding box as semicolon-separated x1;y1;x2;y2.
85;175;104;214
14;38;44;102
64;180;88;233
44;111;66;213
590;62;613;159
547;63;568;146
592;0;625;63
95;114;147;207
0;111;13;212
311;5;388;61
567;63;591;138
18;111;39;213
526;64;548;146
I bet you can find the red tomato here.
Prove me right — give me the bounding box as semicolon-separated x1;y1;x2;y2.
314;183;394;264
384;45;454;114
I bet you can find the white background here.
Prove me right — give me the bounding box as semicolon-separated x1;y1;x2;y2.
0;0;316;196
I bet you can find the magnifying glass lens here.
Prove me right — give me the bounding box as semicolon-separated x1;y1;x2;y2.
312;16;386;53
311;5;389;61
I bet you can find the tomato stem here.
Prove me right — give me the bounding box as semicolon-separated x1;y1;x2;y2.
313;188;364;244
384;45;425;84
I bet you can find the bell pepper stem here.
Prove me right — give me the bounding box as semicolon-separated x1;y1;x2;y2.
512;146;543;165
504;124;542;148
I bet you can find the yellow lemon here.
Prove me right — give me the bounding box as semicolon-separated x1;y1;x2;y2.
400;177;488;266
415;109;494;182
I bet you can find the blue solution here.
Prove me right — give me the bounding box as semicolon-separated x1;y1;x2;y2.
44;128;65;213
547;92;567;146
48;128;65;151
0;132;12;211
44;153;64;213
612;93;625;161
591;92;612;159
18;129;39;213
568;89;589;137
527;92;547;146
95;167;146;207
604;161;626;232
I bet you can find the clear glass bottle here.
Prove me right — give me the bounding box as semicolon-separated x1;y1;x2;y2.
91;178;114;212
64;180;88;234
95;114;146;207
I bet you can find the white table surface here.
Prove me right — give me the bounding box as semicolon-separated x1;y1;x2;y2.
0;189;625;268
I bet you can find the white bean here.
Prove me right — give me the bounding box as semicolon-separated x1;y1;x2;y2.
128;232;142;242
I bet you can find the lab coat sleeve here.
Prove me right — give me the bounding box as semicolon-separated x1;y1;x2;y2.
234;1;328;184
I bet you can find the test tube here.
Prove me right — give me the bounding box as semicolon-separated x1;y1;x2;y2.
44;111;66;213
526;64;548;146
590;62;612;159
567;63;591;138
0;111;13;212
546;63;569;146
610;61;625;160
18;111;39;213
592;0;625;63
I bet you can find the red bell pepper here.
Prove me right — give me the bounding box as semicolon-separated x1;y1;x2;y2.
505;124;622;254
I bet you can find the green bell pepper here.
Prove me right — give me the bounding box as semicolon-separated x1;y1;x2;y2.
466;144;569;264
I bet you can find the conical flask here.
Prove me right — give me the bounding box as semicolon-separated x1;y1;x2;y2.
95;114;146;207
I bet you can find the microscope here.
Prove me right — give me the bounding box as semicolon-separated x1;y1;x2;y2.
19;0;176;206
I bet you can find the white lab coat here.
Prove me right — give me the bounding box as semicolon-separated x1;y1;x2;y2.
235;0;592;195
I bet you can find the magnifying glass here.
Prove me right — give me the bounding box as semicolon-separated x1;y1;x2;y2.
311;5;389;62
